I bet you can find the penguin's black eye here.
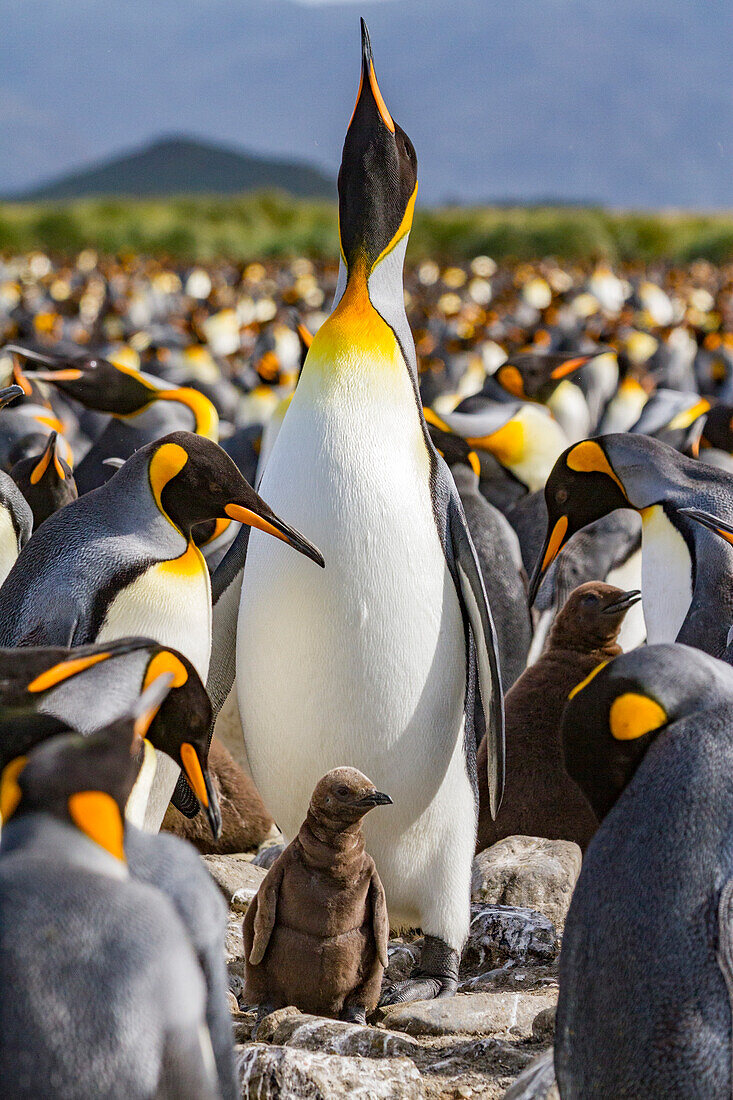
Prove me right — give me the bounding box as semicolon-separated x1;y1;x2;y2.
555;488;568;505
336;786;350;798
582;593;599;606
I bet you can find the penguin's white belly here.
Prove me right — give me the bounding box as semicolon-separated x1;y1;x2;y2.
0;508;19;588
237;401;474;935
641;506;693;644
97;549;212;681
607;548;646;651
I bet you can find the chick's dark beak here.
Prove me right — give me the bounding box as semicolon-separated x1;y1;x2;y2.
602;589;642;615
357;789;393;808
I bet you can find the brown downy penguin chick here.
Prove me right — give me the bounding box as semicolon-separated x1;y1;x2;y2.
243;767;392;1025
162;737;275;854
476;581;640;853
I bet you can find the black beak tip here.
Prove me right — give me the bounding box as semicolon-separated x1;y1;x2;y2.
360;17;372;65
206;800;222;841
0;384;24;409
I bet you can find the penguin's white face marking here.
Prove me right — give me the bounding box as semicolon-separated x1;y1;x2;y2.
0;506;21;587
640;505;693;644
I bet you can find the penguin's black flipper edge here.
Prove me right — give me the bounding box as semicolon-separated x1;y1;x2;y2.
448;495;506;819
716;879;733;1019
500;1049;556;1099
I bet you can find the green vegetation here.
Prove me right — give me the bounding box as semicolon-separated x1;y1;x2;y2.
0;192;731;263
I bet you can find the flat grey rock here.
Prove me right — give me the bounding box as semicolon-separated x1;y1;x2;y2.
202;853;266;908
472;837;582;931
256;1006;419;1057
379;990;558;1039
237;1043;424;1098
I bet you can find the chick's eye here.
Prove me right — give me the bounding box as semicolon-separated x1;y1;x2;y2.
336;787;350;798
582;593;599;606
555;488;568;505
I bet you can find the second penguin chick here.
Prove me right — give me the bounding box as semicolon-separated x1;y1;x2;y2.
243;767;392;1025
476;582;640;853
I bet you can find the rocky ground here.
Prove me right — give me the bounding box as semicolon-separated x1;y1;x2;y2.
202;835;577;1098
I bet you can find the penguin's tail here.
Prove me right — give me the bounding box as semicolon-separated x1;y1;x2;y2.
501;1050;556;1100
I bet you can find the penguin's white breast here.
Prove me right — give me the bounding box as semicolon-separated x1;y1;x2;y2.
237;367;467;837
640;505;693;644
0;507;20;587
97;545;212;680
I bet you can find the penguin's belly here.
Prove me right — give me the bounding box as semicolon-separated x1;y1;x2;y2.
97;545;212;679
237;400;472;919
641;505;693;644
0;508;19;588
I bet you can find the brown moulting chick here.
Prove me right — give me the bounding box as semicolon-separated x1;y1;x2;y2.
476;581;641;853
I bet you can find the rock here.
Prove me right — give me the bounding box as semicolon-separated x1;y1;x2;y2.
225;912;245;969
502;1049;558;1099
427;1036;534;1078
256;1006;420;1057
202;853;266;908
461;904;558;976
472;837;582;930
379;990;558;1039
532;1005;556;1041
237;1044;424;1098
253;841;285;870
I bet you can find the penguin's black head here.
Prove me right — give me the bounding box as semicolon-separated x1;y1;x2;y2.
0;383;25;411
561;643;731;820
10;430;77;528
0;678;174;860
495;353;593;402
310;766;392;829
146;431;324;566
337;20;417;273
528;439;631;604
700;404;733;455
427;424;481;477
6;345;157;415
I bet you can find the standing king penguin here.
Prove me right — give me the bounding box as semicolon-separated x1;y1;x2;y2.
236;21;504;1003
528;433;733;657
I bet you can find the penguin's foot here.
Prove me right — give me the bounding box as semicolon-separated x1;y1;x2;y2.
379;935;459;1005
341;1004;367;1026
255;1002;277;1025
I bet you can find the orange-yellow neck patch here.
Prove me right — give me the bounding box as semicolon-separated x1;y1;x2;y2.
68;790;126;861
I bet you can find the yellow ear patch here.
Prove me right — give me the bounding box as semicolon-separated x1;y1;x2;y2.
568;659;610;701
0;756;27;821
541;514;569;571
609;693;667;741
27;651;111;693
180;742;209;807
567;441;628;498
143;651;188;691
30;444;53;485
497;365;525;398
149;442;189;516
68;790;125;861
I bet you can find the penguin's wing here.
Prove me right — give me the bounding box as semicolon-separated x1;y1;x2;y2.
15;590;83;648
248;860;284;966
716;878;733;1018
159;1023;220;1100
207;525;250;720
446;484;505;818
368;868;390;970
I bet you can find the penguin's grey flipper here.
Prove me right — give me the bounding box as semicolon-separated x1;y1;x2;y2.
159;1023;220;1100
501;1049;556;1099
207;525;250;719
370;871;390;970
15;593;82;648
448;494;506;818
248;862;284;966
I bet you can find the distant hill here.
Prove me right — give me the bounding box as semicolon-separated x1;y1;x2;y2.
9;136;334;201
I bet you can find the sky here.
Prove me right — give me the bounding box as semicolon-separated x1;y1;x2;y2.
1;0;731;207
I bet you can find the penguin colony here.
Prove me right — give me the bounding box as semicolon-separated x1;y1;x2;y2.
0;18;732;1099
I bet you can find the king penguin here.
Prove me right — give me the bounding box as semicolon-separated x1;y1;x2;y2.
0;681;221;1100
0;387;32;585
10;430;77;529
555;643;733;1098
235;21;504;1003
0;431;322;829
528;433;733;657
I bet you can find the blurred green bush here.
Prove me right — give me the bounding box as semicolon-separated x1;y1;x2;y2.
0;191;730;263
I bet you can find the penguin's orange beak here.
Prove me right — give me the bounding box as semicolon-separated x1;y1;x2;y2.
224;502;324;568
180;742;222;839
528;515;569;604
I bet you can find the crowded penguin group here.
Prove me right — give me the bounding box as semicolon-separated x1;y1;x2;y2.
1;17;733;1100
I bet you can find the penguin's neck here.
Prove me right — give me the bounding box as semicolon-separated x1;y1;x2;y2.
299;811;364;876
0;812;128;879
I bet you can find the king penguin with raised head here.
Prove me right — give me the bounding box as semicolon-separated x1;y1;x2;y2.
236;21;504;1003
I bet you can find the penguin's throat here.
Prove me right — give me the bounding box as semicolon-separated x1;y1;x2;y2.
304;265;403;381
299;810;364;870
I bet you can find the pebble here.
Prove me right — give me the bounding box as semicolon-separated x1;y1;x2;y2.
237;1043;424;1098
202;853;266;908
379;990;558;1039
256;1005;420;1057
472;837;582;931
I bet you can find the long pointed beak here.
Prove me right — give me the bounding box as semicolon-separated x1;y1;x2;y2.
0;384;25;411
679;507;733;546
180;742;222;839
348;19;395;135
528;515;569;605
21;368;84;382
550;355;592;380
602;589;642;614
2;345;61;368
224;503;324;568
357;789;393;807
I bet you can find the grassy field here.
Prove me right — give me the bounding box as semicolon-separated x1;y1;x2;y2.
0;192;731;264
